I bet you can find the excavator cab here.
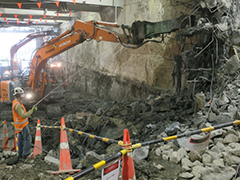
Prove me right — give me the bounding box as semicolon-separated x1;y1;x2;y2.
43;60;66;101
16;68;30;86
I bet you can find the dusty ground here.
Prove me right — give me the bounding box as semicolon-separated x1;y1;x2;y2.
0;154;63;180
0;90;186;180
0;93;118;180
0;95;88;180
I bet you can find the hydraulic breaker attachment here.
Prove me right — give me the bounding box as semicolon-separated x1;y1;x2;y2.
130;15;195;45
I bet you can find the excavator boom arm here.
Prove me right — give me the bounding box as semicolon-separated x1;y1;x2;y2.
10;31;54;71
28;20;131;91
28;16;191;97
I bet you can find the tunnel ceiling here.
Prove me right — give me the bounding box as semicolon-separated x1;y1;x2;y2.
0;0;123;29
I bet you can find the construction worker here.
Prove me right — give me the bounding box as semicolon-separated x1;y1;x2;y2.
12;87;37;159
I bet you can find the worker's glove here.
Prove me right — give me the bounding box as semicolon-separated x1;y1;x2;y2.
31;105;38;112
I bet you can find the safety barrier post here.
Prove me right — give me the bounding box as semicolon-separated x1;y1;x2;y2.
2;120;10;150
122;129;136;180
33;119;42;157
51;117;81;175
12;131;18;152
11;122;18;152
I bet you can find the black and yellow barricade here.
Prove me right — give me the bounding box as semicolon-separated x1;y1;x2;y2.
39;125;124;146
64;120;240;179
65;149;128;180
130;120;240;149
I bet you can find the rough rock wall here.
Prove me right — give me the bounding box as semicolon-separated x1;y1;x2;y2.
60;0;191;101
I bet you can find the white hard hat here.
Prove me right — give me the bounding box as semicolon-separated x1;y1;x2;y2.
13;87;24;96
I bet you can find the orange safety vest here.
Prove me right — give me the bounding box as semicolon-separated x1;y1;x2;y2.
12;99;29;133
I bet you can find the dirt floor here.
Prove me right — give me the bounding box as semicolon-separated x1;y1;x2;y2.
0;154;63;180
0;90;185;180
0;94;99;180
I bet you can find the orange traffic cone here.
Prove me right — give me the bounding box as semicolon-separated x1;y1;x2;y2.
33;119;42;157
52;117;81;175
122;129;136;180
2;121;10;150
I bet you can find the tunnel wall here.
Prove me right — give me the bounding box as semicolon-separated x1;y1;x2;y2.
60;0;191;102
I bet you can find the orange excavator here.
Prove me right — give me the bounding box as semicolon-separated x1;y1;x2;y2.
0;30;57;104
0;31;51;83
10;31;55;77
0;16;191;105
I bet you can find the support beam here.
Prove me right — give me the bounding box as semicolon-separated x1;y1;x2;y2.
0;20;60;28
0;0;123;8
0;0;123;28
0;8;77;20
